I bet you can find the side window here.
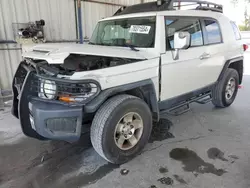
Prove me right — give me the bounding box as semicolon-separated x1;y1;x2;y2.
230;21;241;40
204;20;222;44
165;17;203;50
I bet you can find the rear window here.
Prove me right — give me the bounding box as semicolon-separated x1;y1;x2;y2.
204;20;222;44
230;21;241;40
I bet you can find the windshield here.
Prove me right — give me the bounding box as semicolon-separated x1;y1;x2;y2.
90;16;156;48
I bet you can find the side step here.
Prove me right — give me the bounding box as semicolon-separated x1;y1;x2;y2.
168;103;190;116
164;92;212;116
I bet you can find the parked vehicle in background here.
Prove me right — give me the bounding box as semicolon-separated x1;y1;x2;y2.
12;0;245;164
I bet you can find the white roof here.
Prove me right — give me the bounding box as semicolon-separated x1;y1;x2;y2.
101;10;223;22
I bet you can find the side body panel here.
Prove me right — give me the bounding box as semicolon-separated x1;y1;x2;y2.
159;13;244;101
71;58;160;100
161;45;212;100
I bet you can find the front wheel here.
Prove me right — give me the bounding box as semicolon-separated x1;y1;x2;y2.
90;94;152;164
212;68;239;108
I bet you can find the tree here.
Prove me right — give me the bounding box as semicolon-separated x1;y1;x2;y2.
231;0;250;5
231;0;238;7
231;0;250;31
239;7;250;31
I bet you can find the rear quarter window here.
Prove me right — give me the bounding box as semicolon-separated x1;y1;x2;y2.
204;19;222;44
230;21;241;40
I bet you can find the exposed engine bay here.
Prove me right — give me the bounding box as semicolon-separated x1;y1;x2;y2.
33;54;140;76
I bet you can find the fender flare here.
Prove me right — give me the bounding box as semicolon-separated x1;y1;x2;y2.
218;56;244;84
84;79;160;122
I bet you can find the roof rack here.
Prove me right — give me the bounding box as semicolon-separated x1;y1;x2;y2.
113;0;223;16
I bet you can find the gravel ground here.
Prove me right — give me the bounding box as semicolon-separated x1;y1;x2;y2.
1;53;250;188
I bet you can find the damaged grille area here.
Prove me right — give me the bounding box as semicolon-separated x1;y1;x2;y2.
13;61;101;106
30;74;100;105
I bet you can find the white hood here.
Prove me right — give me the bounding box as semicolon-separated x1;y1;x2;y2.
22;43;159;64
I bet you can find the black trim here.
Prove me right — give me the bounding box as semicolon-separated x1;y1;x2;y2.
114;1;172;16
114;0;223;16
12;63;23;119
159;57;162;101
18;72;46;140
159;83;215;111
218;56;244;84
84;79;159;121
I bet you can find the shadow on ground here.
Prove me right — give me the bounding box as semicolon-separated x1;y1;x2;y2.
0;118;174;188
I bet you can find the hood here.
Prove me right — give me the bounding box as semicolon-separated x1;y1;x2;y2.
22;43;159;64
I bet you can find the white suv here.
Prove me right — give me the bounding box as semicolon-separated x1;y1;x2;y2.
12;0;245;164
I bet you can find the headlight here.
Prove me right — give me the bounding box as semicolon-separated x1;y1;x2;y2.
37;78;99;103
59;83;98;103
40;80;57;99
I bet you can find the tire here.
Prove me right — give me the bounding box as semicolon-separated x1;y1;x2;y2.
212;68;239;108
90;94;152;164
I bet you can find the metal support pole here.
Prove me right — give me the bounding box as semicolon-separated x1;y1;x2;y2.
0;89;4;109
78;0;83;44
74;0;79;41
0;40;17;44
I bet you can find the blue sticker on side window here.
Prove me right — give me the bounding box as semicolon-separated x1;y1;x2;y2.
166;20;174;25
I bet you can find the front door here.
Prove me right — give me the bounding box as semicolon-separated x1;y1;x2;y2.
160;16;223;101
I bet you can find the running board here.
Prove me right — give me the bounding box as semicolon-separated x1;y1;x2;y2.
163;92;212;116
168;103;190;116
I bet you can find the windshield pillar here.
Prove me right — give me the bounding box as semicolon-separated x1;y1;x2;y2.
155;15;166;54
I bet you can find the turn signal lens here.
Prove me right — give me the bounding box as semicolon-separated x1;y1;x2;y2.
59;96;74;103
59;95;86;103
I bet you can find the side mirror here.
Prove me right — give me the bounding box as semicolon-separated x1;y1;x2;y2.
173;32;191;60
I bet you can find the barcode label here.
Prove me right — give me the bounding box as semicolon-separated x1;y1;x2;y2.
129;25;151;34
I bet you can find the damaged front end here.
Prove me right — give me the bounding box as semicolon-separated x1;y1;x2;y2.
12;43;149;142
12;59;100;142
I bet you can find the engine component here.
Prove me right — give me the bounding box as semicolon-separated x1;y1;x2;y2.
62;54;136;72
17;19;45;42
63;55;109;71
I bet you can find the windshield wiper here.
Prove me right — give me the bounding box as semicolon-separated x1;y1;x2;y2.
90;42;139;51
124;44;140;52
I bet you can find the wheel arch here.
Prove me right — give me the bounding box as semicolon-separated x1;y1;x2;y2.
84;79;160;122
219;56;244;84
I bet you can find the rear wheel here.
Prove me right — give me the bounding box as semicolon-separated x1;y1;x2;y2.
90;94;152;164
212;68;239;108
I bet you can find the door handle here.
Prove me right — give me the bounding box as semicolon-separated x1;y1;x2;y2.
200;53;211;60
